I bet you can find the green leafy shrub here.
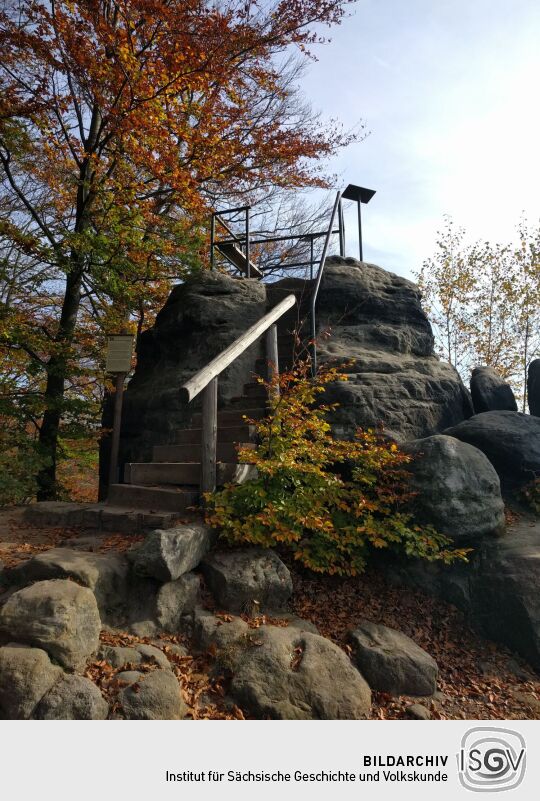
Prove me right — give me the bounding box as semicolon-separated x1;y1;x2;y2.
205;360;469;576
0;427;48;506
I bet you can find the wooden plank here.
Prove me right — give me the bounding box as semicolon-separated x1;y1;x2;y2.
180;294;296;403
217;241;263;279
201;376;218;494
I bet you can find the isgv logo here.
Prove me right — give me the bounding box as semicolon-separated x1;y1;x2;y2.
457;727;526;792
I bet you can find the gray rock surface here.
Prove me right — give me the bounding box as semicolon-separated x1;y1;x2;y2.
155;573;200;631
406;703;431;720
98;643;171;671
528;359;540;417
229;625;371;719
33;674;109;720
0;579;101;670
128;525;212;582
348;621;438;696
125;572;199;637
308;258;473;440
403;434;505;540
119;669;187;720
114;271;266;474
0;645;63;719
444;410;540;489
470;366;518;413
201;549;293;613
9;548;129;624
385;513;540;670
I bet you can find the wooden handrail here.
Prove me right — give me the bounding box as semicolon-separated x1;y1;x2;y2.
180;293;296;404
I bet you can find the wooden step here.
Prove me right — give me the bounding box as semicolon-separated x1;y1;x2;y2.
175;424;257;444
124;462;256;486
190;407;265;427
153;442;256;463
243;382;267;399
108;484;198;513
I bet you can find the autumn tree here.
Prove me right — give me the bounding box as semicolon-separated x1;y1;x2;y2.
0;0;357;499
417;216;540;409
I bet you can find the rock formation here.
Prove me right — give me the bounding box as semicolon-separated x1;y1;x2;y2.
470;366;517;413
528;358;540;416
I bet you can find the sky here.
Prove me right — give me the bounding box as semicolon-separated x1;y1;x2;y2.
300;0;540;279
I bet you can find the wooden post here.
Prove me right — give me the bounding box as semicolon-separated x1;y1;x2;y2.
266;324;279;398
108;372;126;488
201;376;218;495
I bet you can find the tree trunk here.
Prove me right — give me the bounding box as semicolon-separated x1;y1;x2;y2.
36;261;83;499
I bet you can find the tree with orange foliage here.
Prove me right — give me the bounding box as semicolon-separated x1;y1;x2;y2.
0;0;357;498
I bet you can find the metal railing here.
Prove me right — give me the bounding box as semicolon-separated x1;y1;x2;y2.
310;190;344;376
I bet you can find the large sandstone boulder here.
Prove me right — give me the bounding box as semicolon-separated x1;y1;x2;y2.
113;271;267;474
9;548;129;624
33;674;109;720
528;359;540;417
403;435;505;540
201;548;293;613
470;367;517;413
0;645;63;719
229;625;371;719
128;525;212;582
0;579;101;670
444;411;540;489
348;621;438;696
302;258;473;441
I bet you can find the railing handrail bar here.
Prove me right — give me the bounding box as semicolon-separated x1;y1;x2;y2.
180;294;296;403
309;191;342;375
213;214;242;242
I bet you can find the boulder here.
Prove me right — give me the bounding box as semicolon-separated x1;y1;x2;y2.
0;645;63;719
155;573;200;631
113;271;267;476
280;257;473;441
470;366;518;413
385;514;540;670
229;625;371;719
0;579;101;670
33;674;109;720
444;411;540;489
528;359;540;417
98;643;171;671
126;572;199;637
201;549;293;613
191;607;251;654
403;434;505;540
348;621;438;696
118;669;187;720
9;548;129;624
128;525;212;582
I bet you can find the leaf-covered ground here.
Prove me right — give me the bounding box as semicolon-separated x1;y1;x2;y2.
1;507;539;720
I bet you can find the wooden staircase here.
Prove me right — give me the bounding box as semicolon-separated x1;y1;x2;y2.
106;291;309;517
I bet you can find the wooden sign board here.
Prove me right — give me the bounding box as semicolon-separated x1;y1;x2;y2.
106;335;134;373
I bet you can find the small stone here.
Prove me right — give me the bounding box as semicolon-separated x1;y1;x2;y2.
406;703;431;720
119;669;187;720
128;524;212;582
155;573;199;631
34;674;109;720
98;643;170;671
